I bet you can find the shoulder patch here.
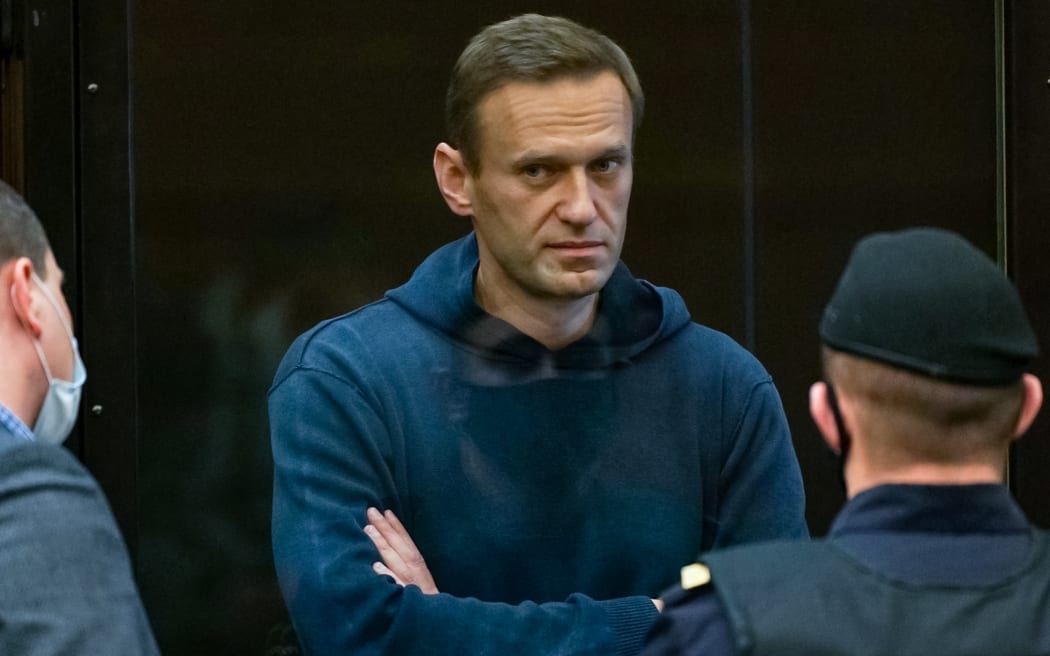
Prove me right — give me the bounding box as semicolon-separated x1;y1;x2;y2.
680;562;712;590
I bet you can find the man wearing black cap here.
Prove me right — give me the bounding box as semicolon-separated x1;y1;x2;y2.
643;227;1050;655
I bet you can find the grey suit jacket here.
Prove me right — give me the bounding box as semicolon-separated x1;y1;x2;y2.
0;425;160;654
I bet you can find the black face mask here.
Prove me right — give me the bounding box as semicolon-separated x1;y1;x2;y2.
824;383;851;493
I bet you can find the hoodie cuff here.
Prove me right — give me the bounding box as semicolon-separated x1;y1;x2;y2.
597;595;660;656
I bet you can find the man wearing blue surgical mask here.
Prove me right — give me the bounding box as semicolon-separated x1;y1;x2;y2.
0;180;159;653
17;266;87;445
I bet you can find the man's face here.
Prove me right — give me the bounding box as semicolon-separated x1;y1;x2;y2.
464;71;633;305
36;250;75;382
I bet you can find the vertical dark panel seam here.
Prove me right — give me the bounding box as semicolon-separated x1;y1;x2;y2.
1000;0;1018;495
70;0;85;460
995;0;1007;275
75;0;138;558
124;0;140;564
739;0;756;353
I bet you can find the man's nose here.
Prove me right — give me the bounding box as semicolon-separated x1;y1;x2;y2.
556;168;598;225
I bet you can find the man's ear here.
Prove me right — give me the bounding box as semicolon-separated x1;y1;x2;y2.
809;381;842;454
7;257;43;337
433;143;474;217
1012;373;1043;439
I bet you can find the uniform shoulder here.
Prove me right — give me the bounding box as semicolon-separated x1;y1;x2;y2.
698;539;834;593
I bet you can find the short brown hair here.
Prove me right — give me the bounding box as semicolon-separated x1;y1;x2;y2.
823;347;1024;465
0;180;49;274
446;14;645;174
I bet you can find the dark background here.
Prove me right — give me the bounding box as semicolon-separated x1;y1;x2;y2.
3;1;1048;653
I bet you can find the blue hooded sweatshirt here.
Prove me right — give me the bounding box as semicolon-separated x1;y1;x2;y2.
269;234;807;656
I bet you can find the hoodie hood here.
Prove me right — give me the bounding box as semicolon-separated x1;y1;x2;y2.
385;234;691;370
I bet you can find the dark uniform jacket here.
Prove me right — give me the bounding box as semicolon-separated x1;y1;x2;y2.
643;483;1050;656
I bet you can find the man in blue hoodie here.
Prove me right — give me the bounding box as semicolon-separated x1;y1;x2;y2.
269;13;806;655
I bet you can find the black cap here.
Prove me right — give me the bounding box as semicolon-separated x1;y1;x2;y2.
820;227;1038;385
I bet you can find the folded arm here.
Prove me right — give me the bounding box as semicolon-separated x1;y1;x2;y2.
270;366;659;656
365;506;664;611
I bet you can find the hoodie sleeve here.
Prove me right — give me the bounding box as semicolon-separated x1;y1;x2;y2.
269;361;660;656
712;377;809;547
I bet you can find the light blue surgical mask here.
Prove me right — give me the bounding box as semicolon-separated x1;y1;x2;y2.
27;272;87;445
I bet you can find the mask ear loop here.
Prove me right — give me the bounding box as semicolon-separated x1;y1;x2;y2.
30;272;75;340
11;281;57;384
825;383;851;493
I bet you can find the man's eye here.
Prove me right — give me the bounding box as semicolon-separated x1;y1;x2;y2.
522;165;547;178
591;159;619;173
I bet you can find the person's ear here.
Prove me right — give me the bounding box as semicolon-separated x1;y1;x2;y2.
809;381;842;454
433;143;474;217
7;257;43;337
1012;373;1043;439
